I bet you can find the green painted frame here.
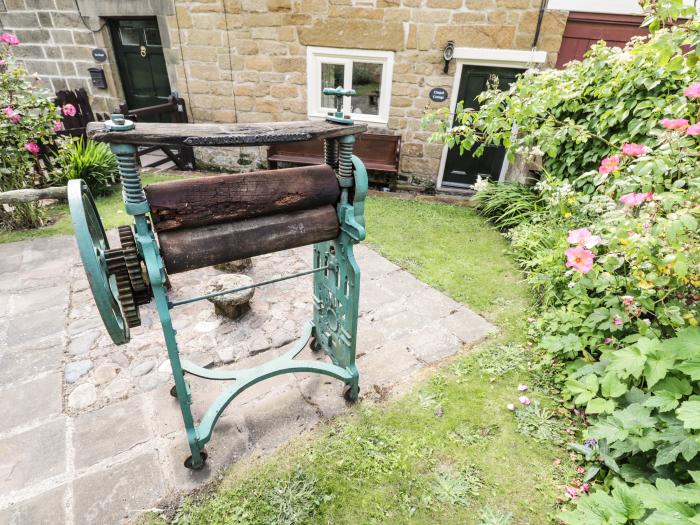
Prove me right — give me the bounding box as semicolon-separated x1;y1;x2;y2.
70;114;367;469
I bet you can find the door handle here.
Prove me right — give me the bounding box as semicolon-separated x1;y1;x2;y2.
140;45;147;58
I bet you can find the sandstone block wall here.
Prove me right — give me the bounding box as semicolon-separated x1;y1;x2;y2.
0;0;568;183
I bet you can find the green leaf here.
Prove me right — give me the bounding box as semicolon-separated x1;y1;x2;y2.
644;351;676;388
588;417;628;444
665;328;700;360
607;345;646;380
645;391;682;412
601;373;628;398
587;398;616;414
677;401;700;430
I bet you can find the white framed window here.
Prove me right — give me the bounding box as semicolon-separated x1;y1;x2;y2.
306;46;394;125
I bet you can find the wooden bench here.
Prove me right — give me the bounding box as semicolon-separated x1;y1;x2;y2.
267;132;401;189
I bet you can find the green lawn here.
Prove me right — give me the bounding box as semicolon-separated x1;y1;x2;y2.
0;173;184;244
140;196;572;525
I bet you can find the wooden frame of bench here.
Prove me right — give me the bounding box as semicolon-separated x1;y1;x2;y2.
267;132;401;189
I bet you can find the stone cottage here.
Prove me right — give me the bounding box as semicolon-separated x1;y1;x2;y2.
0;0;660;190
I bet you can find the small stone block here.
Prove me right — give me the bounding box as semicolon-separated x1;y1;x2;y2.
214;257;253;273
206;274;255;320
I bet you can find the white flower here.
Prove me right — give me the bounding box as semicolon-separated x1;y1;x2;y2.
473;175;490;192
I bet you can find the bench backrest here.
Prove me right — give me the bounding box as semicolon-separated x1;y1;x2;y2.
269;133;400;168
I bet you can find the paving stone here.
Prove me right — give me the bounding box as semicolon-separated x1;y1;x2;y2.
356;339;422;391
0;344;61;385
68;383;97;410
166;415;248;491
1;484;66;525
398;323;463;364
0;417;66;492
102;378;130;401
10;286;69;316
130;360;155;377
441;308;498;343
4;372;62;429
65;359;93;384
93;362;118;385
72;452;164;525
73;395;151;469
5;307;65;346
67;330;99;355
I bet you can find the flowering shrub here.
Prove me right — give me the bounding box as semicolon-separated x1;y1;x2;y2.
0;33;65;229
428;3;700;522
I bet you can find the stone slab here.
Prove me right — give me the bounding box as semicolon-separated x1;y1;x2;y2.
0;485;66;525
0;417;66;493
4;307;65;347
3;372;62;430
73;395;151;470
0;345;61;385
72;452;164;525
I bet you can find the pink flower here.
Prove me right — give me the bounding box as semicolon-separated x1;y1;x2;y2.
565;246;595;274
582;483;590;493
62;103;77;117
621;143;647;157
622;295;634;306
684;83;700;99
517;384;528;391
506;403;515;411
604;337;613;344
24;142;40;155
565;486;579;499
519;395;531;406
613;316;623;326
598;155;620;175
620;192;653;207
53;120;64;132
687;123;700;136
0;33;20;46
660;118;689;130
568;228;602;249
576;466;586;474
2;106;20;124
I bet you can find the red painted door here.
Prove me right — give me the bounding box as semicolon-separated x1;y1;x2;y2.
556;12;649;68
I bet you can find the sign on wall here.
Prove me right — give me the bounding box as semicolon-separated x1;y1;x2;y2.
429;87;448;102
92;48;107;62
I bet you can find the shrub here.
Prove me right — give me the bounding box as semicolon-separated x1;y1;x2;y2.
0;33;65;230
61;137;118;196
427;2;700;522
471;180;544;230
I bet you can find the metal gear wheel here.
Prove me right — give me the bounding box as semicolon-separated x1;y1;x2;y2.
117;225;151;306
104;248;141;328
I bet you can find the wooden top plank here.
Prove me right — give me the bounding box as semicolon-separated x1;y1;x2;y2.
87;120;368;147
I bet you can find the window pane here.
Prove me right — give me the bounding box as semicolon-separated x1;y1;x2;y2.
119;27;142;46
351;62;382;116
321;63;344;108
144;27;162;47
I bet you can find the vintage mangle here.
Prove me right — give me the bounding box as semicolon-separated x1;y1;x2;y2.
69;89;368;469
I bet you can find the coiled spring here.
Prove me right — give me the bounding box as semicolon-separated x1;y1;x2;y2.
115;151;146;205
338;140;353;184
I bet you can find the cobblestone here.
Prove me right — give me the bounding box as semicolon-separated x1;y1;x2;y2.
0;235;496;523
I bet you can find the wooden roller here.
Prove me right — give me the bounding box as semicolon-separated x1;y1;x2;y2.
158;206;339;274
145;165;340;232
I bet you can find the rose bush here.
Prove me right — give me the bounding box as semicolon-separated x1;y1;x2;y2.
427;2;700;522
0;33;66;229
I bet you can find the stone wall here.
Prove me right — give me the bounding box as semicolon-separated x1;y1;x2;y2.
0;0;568;184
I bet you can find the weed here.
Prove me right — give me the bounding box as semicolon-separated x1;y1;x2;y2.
514;401;566;445
475;343;528;376
477;506;514;525
430;463;484;507
448;422;499;447
269;468;330;525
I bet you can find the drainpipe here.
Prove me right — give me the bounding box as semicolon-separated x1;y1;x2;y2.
532;0;549;49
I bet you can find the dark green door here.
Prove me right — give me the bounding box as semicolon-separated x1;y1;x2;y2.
442;65;521;188
110;19;171;114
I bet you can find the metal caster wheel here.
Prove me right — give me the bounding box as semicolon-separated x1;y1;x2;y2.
310;338;322;352
184;450;208;470
343;384;360;403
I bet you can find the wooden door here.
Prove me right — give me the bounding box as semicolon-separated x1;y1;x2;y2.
441;65;521;189
110;19;171;114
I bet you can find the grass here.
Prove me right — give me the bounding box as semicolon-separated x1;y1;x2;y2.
0;173;184;244
138;196;573;525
